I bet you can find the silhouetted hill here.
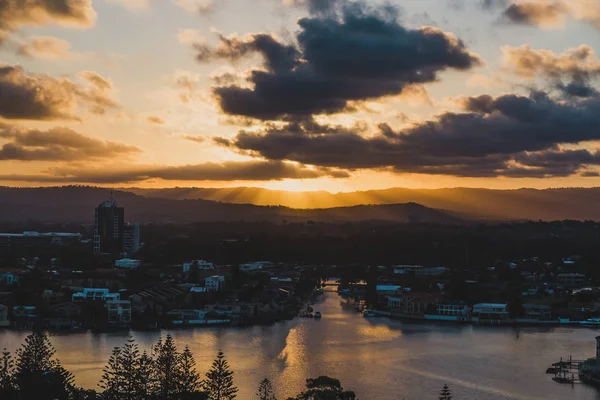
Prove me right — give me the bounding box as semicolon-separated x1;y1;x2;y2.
125;186;600;221
0;186;459;224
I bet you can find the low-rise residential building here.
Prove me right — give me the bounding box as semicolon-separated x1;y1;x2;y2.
115;258;141;269
523;303;552;320
106;300;132;325
183;260;214;273
557;273;586;286
472;303;509;320
388;296;402;311
436;302;470;317
376;285;402;294
205;275;225;292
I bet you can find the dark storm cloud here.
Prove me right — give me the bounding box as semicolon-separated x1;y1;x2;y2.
0;0;95;43
0;64;118;120
0;124;139;161
214;92;600;178
195;2;480;120
0;160;350;183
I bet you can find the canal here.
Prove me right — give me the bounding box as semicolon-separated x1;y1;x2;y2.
2;290;600;399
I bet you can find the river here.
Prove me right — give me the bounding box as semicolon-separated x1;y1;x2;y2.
2;290;600;399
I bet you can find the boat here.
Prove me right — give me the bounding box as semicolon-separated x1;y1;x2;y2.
314;312;322;319
580;318;600;326
363;310;376;318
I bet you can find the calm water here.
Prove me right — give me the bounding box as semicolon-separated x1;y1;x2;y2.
2;291;600;400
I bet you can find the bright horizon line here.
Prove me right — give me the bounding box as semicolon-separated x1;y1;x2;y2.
2;184;599;195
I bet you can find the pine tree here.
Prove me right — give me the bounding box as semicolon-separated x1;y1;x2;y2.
100;338;148;400
153;335;181;399
439;384;452;400
14;331;74;400
179;345;202;396
138;350;154;399
99;347;125;400
202;350;238;400
0;348;16;399
256;378;277;400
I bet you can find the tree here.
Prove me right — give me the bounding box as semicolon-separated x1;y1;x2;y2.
256;378;277;400
100;338;148;400
439;384;452;400
153;335;181;399
13;332;74;400
202;350;238;400
295;376;356;400
179;345;202;396
0;348;16;399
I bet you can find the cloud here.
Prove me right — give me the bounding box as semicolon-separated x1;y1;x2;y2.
503;2;568;28
16;36;73;59
193;2;481;120
490;1;600;31
213;90;600;178
106;0;149;11
147;115;165;125
284;0;343;16
0;0;96;43
0;64;119;121
0;124;139;161
183;135;205;143
503;45;600;97
0;160;350;183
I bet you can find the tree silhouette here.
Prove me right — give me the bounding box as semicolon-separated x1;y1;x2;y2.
439;384;452;400
153;335;181;399
0;348;16;399
100;338;147;400
203;350;238;400
256;378;277;400
13;331;74;400
179;345;202;396
295;376;356;400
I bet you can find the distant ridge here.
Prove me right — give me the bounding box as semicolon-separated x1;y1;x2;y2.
0;186;459;224
124;186;600;221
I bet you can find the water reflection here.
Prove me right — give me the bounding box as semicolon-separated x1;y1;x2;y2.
2;292;600;399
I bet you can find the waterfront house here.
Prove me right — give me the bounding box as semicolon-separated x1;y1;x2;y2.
106;300;132;325
0;271;16;286
388;296;402;311
12;306;37;329
376;285;402;295
427;302;471;321
472;303;509;322
0;304;8;327
205;275;226;292
402;293;442;316
47;302;84;329
522;303;552;321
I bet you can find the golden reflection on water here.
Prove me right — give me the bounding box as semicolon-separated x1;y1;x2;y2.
2;293;600;400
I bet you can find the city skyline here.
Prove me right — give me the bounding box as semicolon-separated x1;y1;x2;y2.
2;0;600;193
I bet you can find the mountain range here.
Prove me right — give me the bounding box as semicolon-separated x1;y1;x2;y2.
126;186;600;221
0;186;457;224
2;186;600;224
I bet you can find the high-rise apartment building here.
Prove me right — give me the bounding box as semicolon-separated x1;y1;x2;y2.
123;223;140;256
93;196;125;256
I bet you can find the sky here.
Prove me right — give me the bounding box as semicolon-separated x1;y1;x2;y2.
2;0;600;192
